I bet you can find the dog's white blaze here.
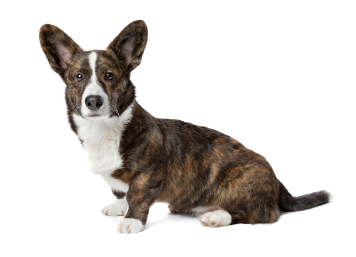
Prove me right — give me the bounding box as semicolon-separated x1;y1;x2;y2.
73;101;135;193
81;51;110;117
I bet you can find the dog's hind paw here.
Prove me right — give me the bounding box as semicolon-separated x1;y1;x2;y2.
199;210;232;228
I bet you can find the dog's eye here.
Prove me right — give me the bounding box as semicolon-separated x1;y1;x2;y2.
105;72;114;80
76;74;83;82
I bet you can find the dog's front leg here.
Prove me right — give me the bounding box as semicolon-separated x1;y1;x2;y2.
117;173;162;234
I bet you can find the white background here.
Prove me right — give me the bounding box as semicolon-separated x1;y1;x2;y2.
1;1;355;256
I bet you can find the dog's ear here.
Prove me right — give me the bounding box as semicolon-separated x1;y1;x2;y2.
39;24;83;79
107;20;148;72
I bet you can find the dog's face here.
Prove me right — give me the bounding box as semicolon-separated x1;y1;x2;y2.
39;20;148;120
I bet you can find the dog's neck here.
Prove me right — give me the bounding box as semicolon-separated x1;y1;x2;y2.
119;101;158;152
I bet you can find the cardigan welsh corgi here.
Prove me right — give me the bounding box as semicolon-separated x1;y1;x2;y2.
39;20;330;233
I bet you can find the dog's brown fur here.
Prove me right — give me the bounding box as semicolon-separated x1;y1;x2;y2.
39;20;330;228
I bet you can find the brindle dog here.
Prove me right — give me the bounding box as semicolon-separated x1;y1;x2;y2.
39;20;330;233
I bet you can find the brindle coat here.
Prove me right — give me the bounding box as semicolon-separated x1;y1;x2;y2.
39;20;329;229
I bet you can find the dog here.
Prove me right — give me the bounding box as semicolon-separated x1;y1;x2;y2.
39;20;330;233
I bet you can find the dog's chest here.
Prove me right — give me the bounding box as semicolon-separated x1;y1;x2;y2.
83;130;123;174
72;113;132;192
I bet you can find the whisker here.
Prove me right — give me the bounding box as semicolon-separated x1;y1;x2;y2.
110;104;120;116
69;104;82;114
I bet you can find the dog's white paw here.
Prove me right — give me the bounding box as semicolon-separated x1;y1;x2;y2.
199;210;232;228
102;198;128;216
118;218;144;233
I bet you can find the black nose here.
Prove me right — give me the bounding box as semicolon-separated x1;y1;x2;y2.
85;95;103;111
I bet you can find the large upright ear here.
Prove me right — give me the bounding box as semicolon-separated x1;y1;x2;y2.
107;20;148;72
39;24;83;79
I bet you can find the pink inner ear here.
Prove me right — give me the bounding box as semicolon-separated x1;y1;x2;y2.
121;38;135;64
57;45;72;69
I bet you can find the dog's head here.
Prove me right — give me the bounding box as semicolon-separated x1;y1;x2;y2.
39;20;147;120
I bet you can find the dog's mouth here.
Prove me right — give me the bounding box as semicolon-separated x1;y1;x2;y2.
84;113;105;120
84;113;111;120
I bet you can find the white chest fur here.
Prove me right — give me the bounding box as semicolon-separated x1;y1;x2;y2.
72;102;134;192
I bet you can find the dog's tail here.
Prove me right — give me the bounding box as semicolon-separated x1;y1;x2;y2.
278;180;331;212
